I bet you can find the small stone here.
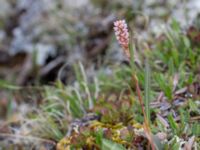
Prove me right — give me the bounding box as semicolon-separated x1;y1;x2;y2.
156;132;167;141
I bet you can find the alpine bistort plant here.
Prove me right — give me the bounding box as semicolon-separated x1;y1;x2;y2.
114;19;155;150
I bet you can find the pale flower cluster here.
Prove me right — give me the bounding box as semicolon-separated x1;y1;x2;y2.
113;20;130;58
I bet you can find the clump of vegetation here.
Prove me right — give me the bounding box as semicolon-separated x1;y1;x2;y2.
17;19;199;149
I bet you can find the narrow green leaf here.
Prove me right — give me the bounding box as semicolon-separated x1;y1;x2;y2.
102;139;126;150
168;114;178;135
144;58;151;123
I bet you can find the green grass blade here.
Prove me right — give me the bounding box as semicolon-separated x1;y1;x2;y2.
144;58;151;123
168;114;178;135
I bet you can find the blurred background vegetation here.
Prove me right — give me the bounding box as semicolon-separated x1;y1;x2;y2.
0;0;199;85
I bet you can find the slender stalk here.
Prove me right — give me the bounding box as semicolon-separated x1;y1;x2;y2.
132;74;155;150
